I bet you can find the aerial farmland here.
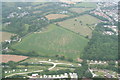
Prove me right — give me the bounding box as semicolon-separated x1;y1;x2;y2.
1;1;118;79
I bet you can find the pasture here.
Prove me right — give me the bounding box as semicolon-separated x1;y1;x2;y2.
45;14;69;20
69;8;94;13
11;24;88;59
57;15;99;37
74;2;97;8
0;32;15;42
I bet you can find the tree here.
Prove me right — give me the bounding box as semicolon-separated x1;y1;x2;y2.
7;61;17;69
108;61;116;66
84;70;92;78
67;58;73;62
24;62;29;69
75;19;77;21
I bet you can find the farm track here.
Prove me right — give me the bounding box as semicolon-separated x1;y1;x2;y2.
39;61;72;70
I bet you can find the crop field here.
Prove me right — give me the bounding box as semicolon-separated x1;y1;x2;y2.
0;32;15;42
45;14;69;20
1;55;28;63
74;2;97;8
69;8;94;13
57;15;99;37
11;24;88;59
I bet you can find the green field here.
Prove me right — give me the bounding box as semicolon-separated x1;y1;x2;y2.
74;2;97;8
58;15;99;38
11;24;88;59
69;8;94;13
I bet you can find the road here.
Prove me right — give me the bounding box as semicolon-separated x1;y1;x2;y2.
5;70;43;78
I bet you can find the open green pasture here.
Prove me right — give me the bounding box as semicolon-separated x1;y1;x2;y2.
11;24;88;59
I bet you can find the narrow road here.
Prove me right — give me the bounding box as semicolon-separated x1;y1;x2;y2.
5;70;43;78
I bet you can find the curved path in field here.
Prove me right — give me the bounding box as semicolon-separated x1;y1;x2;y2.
39;61;72;70
5;61;73;78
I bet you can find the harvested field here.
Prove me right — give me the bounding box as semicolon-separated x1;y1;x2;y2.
0;55;28;63
0;32;15;42
45;14;69;20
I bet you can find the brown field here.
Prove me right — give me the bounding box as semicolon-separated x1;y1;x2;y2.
0;55;28;63
69;8;93;13
45;14;69;20
0;32;15;42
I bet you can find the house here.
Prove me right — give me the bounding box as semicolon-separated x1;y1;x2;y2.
69;73;78;78
32;74;38;77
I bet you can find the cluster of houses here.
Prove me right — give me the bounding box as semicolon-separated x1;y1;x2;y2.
102;9;118;22
89;68;118;78
98;2;118;22
4;69;28;74
90;11;110;20
87;60;118;65
103;25;118;35
98;2;117;8
87;60;108;65
29;73;78;78
7;11;29;19
2;37;21;52
59;11;68;14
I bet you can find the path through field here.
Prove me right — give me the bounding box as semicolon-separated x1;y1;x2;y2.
39;61;73;70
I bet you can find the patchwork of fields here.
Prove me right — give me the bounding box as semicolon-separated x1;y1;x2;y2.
12;24;88;59
57;15;99;38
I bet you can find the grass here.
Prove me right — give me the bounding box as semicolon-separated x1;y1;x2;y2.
11;24;88;59
57;14;99;38
69;8;94;13
51;67;75;71
74;2;97;8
